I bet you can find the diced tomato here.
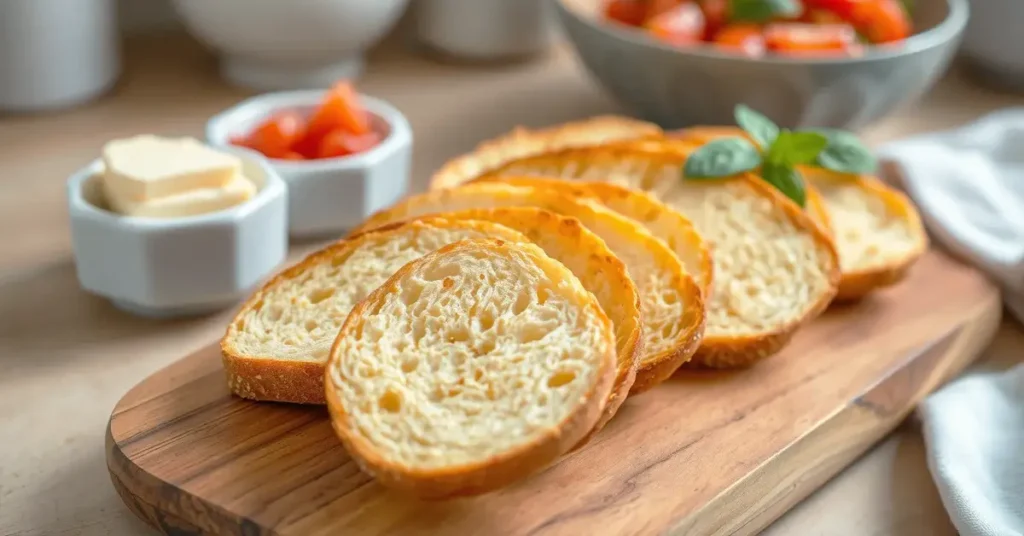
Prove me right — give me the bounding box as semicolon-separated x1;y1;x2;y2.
604;0;647;26
246;111;307;158
700;0;729;39
307;81;370;139
802;0;858;19
714;24;766;56
276;151;305;161
764;23;857;53
645;2;706;46
317;130;382;159
645;0;682;22
849;0;910;43
800;7;847;24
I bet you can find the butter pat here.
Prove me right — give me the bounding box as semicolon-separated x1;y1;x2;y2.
102;135;242;201
105;173;257;218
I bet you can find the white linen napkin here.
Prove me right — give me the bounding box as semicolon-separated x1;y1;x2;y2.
877;109;1024;536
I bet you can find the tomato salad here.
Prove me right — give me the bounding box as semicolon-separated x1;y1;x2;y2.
604;0;912;57
230;82;383;161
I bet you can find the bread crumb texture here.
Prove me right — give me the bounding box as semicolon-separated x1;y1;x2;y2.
226;219;527;365
327;240;614;468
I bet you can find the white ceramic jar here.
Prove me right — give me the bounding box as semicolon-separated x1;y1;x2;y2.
171;0;409;91
0;0;120;112
415;0;555;61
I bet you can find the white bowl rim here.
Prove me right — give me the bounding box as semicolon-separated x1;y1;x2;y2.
66;146;287;230
551;0;969;66
205;90;413;174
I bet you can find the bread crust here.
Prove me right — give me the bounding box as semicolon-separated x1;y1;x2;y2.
405;207;643;447
467;176;714;297
324;238;617;499
348;182;706;392
220;218;530;404
428;116;662;191
809;172;928;302
686;176;841;368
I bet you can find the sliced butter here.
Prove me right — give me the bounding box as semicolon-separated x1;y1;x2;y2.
102;135;242;201
105;172;257;219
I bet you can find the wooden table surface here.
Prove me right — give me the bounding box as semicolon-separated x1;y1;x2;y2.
1;32;1022;536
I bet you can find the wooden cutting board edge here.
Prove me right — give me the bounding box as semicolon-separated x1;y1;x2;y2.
672;292;1002;536
104;283;1004;536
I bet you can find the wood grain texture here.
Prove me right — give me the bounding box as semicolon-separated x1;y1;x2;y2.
106;250;1000;536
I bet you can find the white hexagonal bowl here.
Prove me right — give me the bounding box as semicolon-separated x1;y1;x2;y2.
66;146;288;318
205;90;412;240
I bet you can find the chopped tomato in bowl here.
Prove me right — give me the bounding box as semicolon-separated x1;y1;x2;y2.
602;0;912;57
229;81;385;163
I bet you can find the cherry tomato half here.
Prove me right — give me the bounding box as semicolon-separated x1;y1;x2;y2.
849;0;910;43
714;24;766;57
645;2;706;46
764;23;858;53
605;0;647;26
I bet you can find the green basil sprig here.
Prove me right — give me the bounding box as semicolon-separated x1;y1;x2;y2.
681;105;877;208
730;0;802;23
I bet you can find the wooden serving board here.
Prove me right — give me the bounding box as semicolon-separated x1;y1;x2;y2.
107;250;1000;536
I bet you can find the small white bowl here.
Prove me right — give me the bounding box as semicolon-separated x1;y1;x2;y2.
67;146;288;318
206;90;412;239
170;0;409;91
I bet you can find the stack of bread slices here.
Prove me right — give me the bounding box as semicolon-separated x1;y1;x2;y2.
221;116;927;499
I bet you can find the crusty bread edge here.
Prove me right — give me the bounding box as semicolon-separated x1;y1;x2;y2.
324;238;617;499
220;218;529;404
830;176;929;301
687;175;842;369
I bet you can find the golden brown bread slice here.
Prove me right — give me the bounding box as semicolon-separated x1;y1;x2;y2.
221;218;530;404
468;176;713;294
403;207;642;445
478;145;840;368
353;182;705;392
670;127;926;300
325;238;617;498
800;167;928;301
428;116;662;190
663;127;833;229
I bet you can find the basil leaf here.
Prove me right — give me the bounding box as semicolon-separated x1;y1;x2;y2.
767;130;829;166
815;131;877;174
730;0;801;22
682;137;762;179
761;162;807;207
735;104;779;149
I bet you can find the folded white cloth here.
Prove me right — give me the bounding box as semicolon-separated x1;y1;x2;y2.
878;110;1024;536
918;365;1024;536
877;109;1024;324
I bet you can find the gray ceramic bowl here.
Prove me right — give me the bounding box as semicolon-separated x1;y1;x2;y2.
552;0;968;129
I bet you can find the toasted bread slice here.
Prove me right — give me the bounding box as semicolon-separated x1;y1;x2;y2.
221;218;530;404
478;145;840;368
325;238;617;498
354;183;705;392
468;176;713;294
801;167;928;301
406;207;642;445
428;116;662;191
663;128;833;230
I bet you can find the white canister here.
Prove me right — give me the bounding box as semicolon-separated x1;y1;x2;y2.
0;0;121;112
415;0;555;61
